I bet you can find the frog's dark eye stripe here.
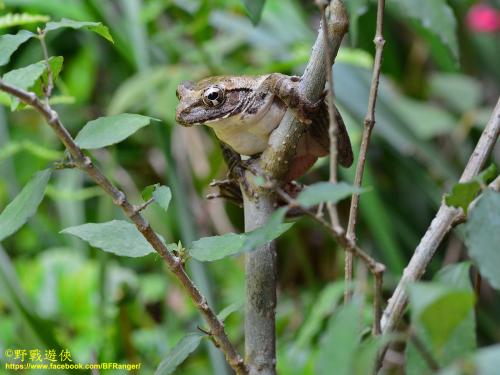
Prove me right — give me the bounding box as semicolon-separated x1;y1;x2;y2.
202;86;225;107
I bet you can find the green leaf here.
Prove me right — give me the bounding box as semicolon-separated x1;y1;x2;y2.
297;182;364;208
155;332;204;375
189;209;293;262
345;0;370;44
387;0;459;65
445;165;497;214
61;220;156;257
44;18;114;43
141;184;157;201
445;181;481;214
0;30;35;66
242;0;266;25
0;169;52;241
464;189;500;290
475;164;497;185
189;232;246;262
294;282;346;348
315;300;363;375
407;280;475;352
153;185;171;211
217;301;243;322
74;113;158;149
0;13;49;29
2;56;64;110
241;207;292;252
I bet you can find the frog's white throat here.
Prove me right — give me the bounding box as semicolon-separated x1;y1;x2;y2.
205;97;286;156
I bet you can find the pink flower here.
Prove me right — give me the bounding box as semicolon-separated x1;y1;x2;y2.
466;4;500;33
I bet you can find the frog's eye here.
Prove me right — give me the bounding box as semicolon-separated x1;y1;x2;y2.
202;86;225;107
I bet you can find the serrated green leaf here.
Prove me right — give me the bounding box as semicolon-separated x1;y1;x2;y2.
0;13;50;29
189;232;246;262
61;220;156;257
44;18;114;43
445;181;481;214
0;30;35;66
464;189;500;290
153;185;171;211
155;332;204;375
189;209;293;262
241;207;292;252
2;56;64;110
387;0;459;64
0;169;52;241
242;0;266;24
297;182;364;208
74;114;158;149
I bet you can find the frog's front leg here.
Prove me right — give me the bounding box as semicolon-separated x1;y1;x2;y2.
257;73;323;124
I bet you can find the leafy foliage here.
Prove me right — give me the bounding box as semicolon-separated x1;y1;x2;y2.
464;189;500;290
0;29;34;66
0;169;51;241
2;56;63;110
44;18;114;43
61;220;157;257
74;114;158;149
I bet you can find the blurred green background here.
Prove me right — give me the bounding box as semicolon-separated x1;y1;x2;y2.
0;0;499;374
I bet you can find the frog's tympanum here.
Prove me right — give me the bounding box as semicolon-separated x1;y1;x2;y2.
175;73;353;181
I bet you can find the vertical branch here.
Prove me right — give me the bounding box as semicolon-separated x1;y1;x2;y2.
243;192;277;375
318;1;341;230
244;2;349;374
345;0;386;302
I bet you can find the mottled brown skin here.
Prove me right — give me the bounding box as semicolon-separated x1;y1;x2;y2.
175;73;353;181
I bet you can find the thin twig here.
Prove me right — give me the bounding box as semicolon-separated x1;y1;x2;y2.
134;197;154;213
381;98;500;336
373;270;384;335
276;187;385;275
0;79;248;375
345;0;386;302
317;0;341;231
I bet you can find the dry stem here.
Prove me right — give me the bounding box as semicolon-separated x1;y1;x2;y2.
345;0;386;302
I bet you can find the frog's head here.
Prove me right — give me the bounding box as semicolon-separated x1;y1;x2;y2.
175;76;253;126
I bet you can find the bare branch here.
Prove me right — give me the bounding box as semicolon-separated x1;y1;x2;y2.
345;0;386;302
317;0;341;230
381;97;500;335
0;79;248;375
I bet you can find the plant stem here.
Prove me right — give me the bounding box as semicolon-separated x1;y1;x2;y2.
0;79;248;375
345;0;386;302
242;3;349;373
381;97;500;335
